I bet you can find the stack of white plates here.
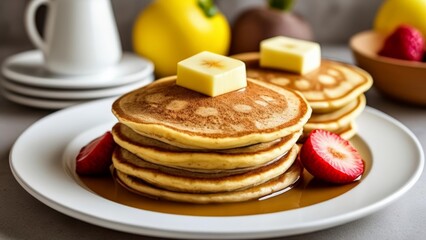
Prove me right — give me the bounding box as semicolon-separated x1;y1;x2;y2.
1;50;154;109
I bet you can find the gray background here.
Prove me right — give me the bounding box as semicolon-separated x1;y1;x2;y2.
1;0;383;50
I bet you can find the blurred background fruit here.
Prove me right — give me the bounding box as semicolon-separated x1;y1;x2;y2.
374;0;426;38
132;0;230;77
230;0;313;54
378;24;425;61
351;30;426;106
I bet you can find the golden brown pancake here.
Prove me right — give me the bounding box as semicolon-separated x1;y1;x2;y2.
304;94;366;134
112;122;302;171
301;121;357;142
232;52;372;113
112;76;311;150
338;121;357;140
112;145;300;193
115;161;302;204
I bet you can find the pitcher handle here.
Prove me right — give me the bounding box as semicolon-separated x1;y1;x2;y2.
25;0;49;53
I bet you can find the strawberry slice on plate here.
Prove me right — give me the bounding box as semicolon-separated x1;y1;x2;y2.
76;131;116;176
300;129;365;184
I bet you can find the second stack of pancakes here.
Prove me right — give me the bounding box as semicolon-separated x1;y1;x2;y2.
232;53;373;140
111;76;311;204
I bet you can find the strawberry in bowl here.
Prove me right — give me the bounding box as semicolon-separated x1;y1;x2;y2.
378;24;425;61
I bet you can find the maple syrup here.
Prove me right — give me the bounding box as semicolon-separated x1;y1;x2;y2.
80;136;371;216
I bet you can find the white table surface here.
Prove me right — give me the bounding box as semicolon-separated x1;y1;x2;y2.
0;45;425;240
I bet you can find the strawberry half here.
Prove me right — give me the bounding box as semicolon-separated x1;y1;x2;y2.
300;129;364;184
76;131;116;176
378;24;425;61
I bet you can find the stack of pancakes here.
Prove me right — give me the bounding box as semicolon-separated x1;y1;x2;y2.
232;53;373;140
111;76;311;203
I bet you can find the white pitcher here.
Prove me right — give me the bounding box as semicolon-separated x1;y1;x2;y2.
25;0;122;75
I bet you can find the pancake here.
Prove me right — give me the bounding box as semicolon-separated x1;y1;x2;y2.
303;94;366;133
301;121;358;142
112;122;302;171
338;121;357;140
115;161;302;204
232;52;372;113
112;145;300;193
112;76;311;150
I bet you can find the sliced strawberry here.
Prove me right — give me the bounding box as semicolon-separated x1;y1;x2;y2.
300;129;364;184
76;131;116;176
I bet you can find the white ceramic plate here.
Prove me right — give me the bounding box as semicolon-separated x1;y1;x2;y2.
1;89;86;109
1;75;153;109
10;98;424;239
1;50;154;89
1;74;153;100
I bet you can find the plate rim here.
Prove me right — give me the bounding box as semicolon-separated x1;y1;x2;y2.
1;50;154;89
1;88;85;109
9;98;425;239
0;75;154;100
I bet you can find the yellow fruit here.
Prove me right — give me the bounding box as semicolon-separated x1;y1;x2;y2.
132;0;230;77
374;0;426;37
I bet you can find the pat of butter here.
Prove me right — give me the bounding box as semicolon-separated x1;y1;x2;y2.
260;36;321;74
177;51;247;97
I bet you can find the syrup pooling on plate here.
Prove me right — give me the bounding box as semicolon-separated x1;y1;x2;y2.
79;135;372;216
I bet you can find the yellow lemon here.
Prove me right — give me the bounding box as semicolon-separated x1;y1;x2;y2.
132;0;230;77
374;0;426;36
